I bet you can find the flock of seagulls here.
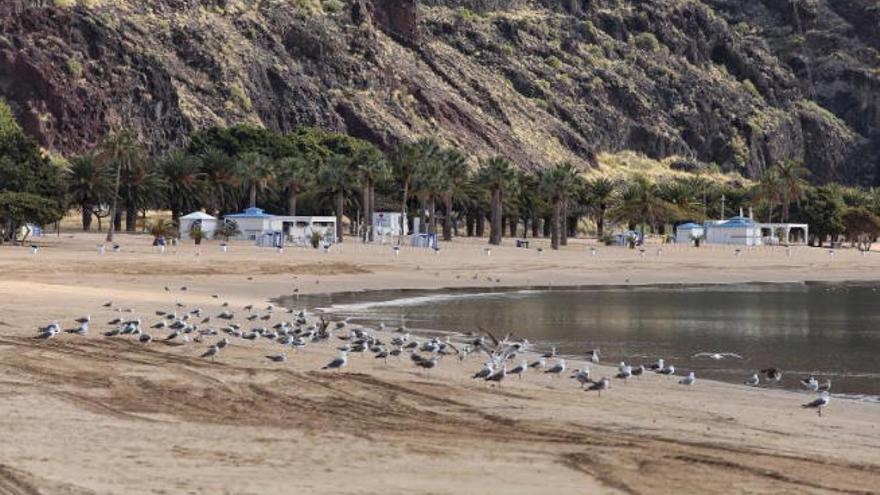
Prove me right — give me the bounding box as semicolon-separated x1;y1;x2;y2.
32;288;834;418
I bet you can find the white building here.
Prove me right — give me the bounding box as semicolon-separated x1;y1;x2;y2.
179;211;218;240
223;207;275;241
372;211;405;241
675;222;705;245
222;208;337;245
702;216;808;246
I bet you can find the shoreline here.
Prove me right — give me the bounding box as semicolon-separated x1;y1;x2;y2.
1;233;880;493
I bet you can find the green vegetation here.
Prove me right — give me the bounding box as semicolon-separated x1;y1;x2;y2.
634;32;660;52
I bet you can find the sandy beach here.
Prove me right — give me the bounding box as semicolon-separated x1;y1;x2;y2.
1;233;879;494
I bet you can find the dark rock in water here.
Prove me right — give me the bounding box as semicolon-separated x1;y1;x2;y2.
0;0;878;184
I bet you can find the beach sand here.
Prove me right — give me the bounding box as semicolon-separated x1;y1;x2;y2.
1;233;878;494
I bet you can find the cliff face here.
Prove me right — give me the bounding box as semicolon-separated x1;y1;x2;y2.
0;0;878;184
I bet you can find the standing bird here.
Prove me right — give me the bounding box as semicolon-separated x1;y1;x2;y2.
801;376;819;392
649;358;665;371
322;351;348;371
586;349;600;363
802;392;830;417
544;359;566;377
138;333;153;344
486;365;507;386
678;371;696;386
201;345;219;361
265;352;288;363
570;369;591;388
472;363;494;380
216;337;229;350
586;377;610;397
744;374;760;387
508;360;528;380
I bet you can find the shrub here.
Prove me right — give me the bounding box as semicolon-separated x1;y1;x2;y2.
634;32;660;52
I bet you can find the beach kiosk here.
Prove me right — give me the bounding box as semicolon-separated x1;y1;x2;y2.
705;216;762;246
675;222;704;245
223;207;275;241
179;211;218;240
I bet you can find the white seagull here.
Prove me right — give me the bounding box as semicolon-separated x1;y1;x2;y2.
322;351;348;371
744;374;760;387
679;371;696;386
802;391;830;417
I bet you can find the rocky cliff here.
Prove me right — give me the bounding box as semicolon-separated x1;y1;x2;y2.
1;0;878;183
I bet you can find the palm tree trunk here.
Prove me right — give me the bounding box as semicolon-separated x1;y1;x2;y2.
489;188;502;245
113;208;122;233
171;207;181;225
336;189;344;243
368;185;376;242
560;201;568;246
596;205;606;238
531;214;540;237
476;213;485;237
106;164;121;242
249;184;257;209
466;213;475;237
82;208;92;231
443;193;453;241
428;196;436;237
551;200;561;250
125;205;137;232
287;187;297;217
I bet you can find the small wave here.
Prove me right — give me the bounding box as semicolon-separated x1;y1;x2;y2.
320;291;515;312
833;393;880;404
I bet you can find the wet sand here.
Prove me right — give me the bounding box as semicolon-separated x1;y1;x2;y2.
1;233;879;494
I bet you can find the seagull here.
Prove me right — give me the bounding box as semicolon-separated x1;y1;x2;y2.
35;327;59;340
528;358;546;369
66;322;89;336
631;365;645;377
322;351;348;370
570;368;591;388
586;377;610;396
541;346;557;359
201;345;219;360
486;365;507;385
164;329;181;341
472;363;494;380
138;333;153;344
265;352;287;363
693;352;743;360
760;367;783;383
586;349;600;363
744;374;760;387
508;360;528;379
216;337;229;350
648;358;665;371
679;371;696;386
615;364;632;380
802;391;830;417
74;315;91;324
544;359;566;377
658;364;676;375
801;376;819;392
102;301;113;308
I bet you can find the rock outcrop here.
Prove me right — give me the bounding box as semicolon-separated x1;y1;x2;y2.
0;0;877;183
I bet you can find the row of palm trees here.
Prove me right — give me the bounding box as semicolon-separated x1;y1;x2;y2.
65;126;817;247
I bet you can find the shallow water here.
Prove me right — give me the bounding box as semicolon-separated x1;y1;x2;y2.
281;283;880;399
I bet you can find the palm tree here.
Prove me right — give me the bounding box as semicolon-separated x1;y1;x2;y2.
353;143;388;241
390;138;439;243
159;149;203;223
238;152;275;209
585;177;614;238
476;156;516;245
775;160;810;221
276;155;314;217
318;154;357;243
514;170;542;238
66;152;110;231
756;167;782;223
119;161;164;231
540;162;580;249
609;174;680;235
437;148;469;241
200;148;240;214
658;179;703;223
96;130;144;242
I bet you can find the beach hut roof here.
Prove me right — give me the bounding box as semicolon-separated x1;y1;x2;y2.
713;216;755;228
677;222;703;229
225;207;273;218
180;211;216;220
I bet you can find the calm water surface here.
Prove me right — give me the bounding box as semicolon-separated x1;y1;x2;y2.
282;283;880;400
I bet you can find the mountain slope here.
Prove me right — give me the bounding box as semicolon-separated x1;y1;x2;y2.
0;0;877;183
